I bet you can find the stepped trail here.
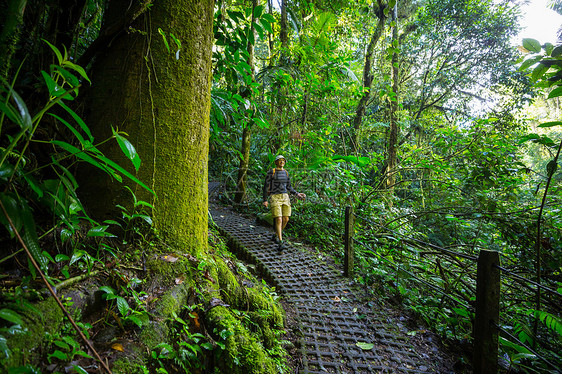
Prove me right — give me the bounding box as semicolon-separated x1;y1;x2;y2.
209;185;457;373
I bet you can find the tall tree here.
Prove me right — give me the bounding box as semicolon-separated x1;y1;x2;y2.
81;0;214;251
235;0;259;205
352;0;387;151
386;0;399;193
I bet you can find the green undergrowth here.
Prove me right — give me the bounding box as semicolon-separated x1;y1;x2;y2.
1;227;288;373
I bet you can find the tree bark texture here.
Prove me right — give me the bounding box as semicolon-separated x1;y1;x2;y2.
352;0;386;151
0;0;27;80
386;2;399;194
81;0;214;252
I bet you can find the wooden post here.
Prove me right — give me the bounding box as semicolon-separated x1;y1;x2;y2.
473;250;500;374
344;206;354;277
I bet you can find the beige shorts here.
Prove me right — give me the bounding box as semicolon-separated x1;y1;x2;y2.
269;193;291;218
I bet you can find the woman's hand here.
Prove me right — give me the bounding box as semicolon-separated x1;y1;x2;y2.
263;200;269;208
297;192;306;200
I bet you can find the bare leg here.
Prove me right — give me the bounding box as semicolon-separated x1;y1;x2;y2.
274;217;283;241
282;216;289;230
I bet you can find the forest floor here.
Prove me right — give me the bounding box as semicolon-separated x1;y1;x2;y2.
209;197;469;373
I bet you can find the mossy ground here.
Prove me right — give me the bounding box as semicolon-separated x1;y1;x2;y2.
1;227;289;374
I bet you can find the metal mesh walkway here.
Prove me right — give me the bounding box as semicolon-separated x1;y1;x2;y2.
210;206;435;373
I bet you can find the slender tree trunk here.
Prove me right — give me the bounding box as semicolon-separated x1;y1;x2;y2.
352;0;386;152
386;1;399;194
234;0;258;205
280;0;288;50
0;0;27;80
81;0;214;252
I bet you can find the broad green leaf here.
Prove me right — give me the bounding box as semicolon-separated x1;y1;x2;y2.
43;39;63;65
0;100;20;125
522;38;542;53
0;309;23;325
332;155;371;168
546;160;558;177
547;86;562;99
41;71;64;98
356;342;374;350
262;13;275;23
51;141;118;179
114;133;141;171
52;65;80;89
72;365;89;374
552;45;562;57
253;22;264;38
21;201;49;271
95;154;155;195
538;121;562;128
2;83;32;131
0;335;10;359
519;56;542;71
254;5;264;18
116;296;130;316
53;340;70;350
0;193;23;237
48;350;68;361
55;254;70;262
531;62;549;82
99;286;115;296
62;60;91;83
87;225;116;238
126;315;143;328
260;19;273;34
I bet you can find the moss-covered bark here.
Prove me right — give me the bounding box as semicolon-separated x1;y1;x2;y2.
81;0;213;253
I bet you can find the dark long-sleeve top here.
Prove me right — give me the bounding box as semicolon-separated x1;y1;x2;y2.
262;168;297;201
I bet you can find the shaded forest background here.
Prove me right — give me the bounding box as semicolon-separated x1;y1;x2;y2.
0;0;561;373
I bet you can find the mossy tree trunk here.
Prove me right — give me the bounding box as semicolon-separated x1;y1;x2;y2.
81;0;214;252
0;0;27;80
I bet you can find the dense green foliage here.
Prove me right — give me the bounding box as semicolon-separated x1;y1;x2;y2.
210;0;562;372
1;0;562;373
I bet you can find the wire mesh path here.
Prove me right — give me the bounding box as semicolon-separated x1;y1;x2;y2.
209;200;450;373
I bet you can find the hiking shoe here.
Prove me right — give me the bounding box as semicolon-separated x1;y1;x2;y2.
277;241;285;252
271;234;279;244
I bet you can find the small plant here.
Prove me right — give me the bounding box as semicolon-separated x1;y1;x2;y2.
99;279;149;329
150;306;213;373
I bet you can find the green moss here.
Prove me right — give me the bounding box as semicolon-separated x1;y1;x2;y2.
206;306;277;374
145;254;194;284
111;348;147;374
4;297;64;367
247;288;284;328
215;258;246;306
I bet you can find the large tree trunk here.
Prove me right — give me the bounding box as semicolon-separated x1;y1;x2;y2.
81;0;214;252
351;0;386;152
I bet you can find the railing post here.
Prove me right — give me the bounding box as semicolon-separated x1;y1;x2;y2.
344;206;354;277
473;250;500;374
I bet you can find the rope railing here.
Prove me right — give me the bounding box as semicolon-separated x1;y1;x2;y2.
354;238;473;311
353;210;478;262
495;264;562;300
492;321;560;371
342;206;562;374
